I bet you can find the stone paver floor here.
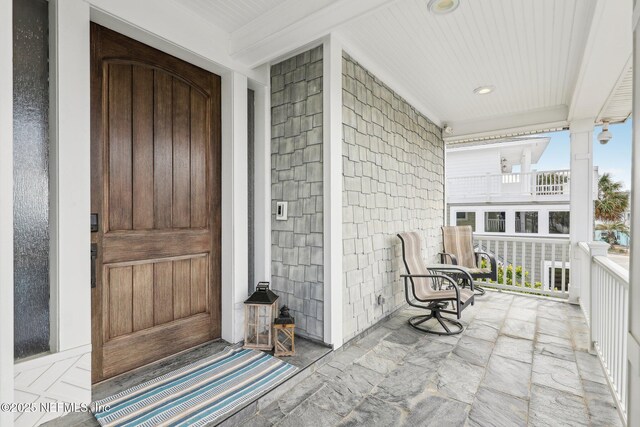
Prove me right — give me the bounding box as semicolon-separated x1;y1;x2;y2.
242;290;623;427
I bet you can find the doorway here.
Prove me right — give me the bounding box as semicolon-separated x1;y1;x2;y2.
90;23;222;382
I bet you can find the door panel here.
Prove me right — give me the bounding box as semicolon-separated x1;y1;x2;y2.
91;23;221;382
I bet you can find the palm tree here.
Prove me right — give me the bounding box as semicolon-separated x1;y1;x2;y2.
595;173;629;222
596;221;629;245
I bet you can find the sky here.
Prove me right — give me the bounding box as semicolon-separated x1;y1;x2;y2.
536;120;633;191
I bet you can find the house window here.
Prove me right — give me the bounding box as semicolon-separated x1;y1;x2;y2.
13;0;50;359
549;211;570;234
456;211;476;231
515;211;538;233
484;212;505;233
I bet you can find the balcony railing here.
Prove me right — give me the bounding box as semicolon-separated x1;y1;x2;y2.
473;235;571;298
578;242;629;423
448;169;571;200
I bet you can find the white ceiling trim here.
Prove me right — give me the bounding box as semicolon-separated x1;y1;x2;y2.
444;105;569;144
229;0;400;68
568;0;631;122
597;56;633;124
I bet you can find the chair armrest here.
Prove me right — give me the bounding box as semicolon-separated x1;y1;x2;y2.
425;264;475;292
439;252;458;265
475;251;498;281
400;274;461;301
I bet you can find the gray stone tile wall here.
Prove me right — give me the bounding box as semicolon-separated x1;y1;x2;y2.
271;46;324;341
341;52;445;341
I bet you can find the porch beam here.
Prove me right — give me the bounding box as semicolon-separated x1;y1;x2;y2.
0;0;14;423
627;8;640;426
568;118;595;304
323;34;344;348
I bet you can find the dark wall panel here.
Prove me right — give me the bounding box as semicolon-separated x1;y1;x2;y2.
13;0;50;359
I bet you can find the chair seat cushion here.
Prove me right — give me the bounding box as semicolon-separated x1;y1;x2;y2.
421;288;474;303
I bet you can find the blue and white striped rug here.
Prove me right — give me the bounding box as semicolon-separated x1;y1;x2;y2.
92;347;298;427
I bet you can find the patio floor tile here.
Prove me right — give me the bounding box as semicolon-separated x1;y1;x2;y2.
494;335;534;363
467;387;528;427
432;354;485;404
337;396;405;427
481;354;531;400
501;318;536;340
528;384;589;427
401;392;469;427
531;354;583;396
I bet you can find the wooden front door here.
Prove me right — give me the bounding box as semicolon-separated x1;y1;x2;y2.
90;24;221;383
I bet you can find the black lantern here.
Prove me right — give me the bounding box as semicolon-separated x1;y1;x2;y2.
274;306;295;356
244;282;279;350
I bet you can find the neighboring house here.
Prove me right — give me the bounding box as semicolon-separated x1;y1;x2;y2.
446;136;598;291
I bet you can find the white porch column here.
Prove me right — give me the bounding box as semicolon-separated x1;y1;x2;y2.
250;79;272;284
49;0;92;353
0;0;14;424
221;71;249;343
627;6;640;425
568;119;595;304
323;34;344;348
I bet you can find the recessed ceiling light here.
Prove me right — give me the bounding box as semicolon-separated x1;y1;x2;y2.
473;85;495;95
428;0;460;15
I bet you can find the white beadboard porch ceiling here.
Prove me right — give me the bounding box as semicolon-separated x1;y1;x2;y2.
169;0;631;142
338;0;596;123
175;0;288;33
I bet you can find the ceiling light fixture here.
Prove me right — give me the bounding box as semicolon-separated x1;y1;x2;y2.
428;0;460;15
473;85;495;95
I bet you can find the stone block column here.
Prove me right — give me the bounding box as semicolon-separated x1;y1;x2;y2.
569;118;595;304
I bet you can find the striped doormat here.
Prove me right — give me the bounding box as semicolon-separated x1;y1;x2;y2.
92;347;298;427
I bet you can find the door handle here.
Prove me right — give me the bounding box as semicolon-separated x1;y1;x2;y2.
91;243;97;288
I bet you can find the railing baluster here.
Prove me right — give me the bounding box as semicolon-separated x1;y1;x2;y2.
521;241;526;288
550;243;556;292
530;242;536;286
541;242;546;290
622;286;629;412
561;243;566;295
512;239;517;287
502;240;507;286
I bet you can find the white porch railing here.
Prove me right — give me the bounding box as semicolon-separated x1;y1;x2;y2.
473;235;571;298
578;242;629;424
448;169;570;199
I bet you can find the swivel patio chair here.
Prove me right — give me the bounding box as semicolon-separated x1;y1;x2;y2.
440;225;498;295
397;232;475;335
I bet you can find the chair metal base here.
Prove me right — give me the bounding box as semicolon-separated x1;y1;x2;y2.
408;311;464;335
